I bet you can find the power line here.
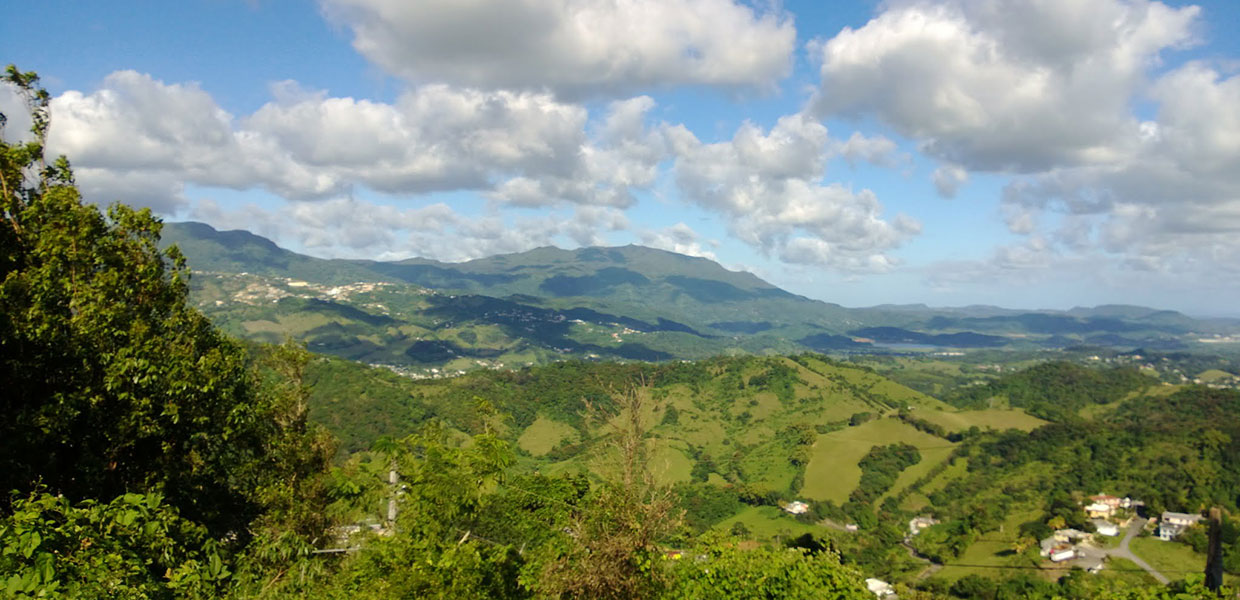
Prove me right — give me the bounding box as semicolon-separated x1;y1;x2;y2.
937;562;1205;574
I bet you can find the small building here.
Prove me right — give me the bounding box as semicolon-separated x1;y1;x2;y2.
845;523;859;532
1085;502;1114;519
1162;511;1202;527
1157;511;1202;541
865;578;895;598
1050;546;1076;562
1053;528;1090;543
908;516;939;536
1157;522;1184;541
1090;494;1122;509
783;501;809;515
1092;520;1120;537
1039;536;1060;557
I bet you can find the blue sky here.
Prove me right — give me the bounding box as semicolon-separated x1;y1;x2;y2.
4;0;1240;315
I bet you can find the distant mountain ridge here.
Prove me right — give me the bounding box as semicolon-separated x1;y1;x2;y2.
162;221;860;335
161;221;1234;366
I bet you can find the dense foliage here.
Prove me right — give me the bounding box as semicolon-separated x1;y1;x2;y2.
850;443;922;507
949;361;1155;420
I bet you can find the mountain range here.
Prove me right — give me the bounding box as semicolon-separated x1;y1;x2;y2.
161;221;1237;370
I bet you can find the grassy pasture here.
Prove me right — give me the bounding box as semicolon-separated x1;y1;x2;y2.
936;506;1043;582
712;505;821;542
879;444;958;504
915;408;1047;433
1128;537;1205;580
1196;369;1233;382
648;440;694;485
517;416;579;457
800;418;955;503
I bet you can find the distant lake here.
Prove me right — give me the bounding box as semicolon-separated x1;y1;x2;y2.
874;343;939;350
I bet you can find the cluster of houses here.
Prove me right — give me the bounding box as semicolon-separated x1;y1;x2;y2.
1035;492;1205;573
1039;528;1100;569
1038;494;1133;570
793;492;1204;595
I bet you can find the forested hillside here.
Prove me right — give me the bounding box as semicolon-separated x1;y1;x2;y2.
298;347;1240;597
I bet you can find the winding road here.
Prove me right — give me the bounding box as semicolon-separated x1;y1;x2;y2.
1102;517;1168;584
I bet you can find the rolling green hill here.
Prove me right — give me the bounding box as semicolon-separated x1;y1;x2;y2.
304;352;1045;507
300;339;1240;594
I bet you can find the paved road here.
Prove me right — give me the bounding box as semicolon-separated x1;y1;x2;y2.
1103;517;1169;584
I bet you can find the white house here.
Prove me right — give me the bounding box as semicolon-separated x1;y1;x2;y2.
909;516;939;536
1158;522;1184;541
783;501;809;515
865;578;895;598
1092;520;1120;537
1162;511;1203;527
1157;511;1203;541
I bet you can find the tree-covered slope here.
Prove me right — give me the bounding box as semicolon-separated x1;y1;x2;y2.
947;361;1157;420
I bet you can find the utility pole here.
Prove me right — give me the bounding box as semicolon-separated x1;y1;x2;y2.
1205;506;1223;592
387;459;399;528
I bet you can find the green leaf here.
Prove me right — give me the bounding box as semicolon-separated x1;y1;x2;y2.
117;510;137;527
34;551;54;583
22;531;41;558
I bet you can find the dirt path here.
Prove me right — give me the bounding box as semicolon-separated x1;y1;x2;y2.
902;540;943;580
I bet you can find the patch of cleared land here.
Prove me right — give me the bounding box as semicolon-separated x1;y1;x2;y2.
1100;557;1158;586
879;444;957;504
1197;369;1235;382
919;460;968;495
648;441;693;485
517;416;579;457
900;492;930;512
713;505;821;541
1129;537;1204;578
916;408;1047;433
800;417;956;504
1081;384;1181;419
936;506;1043;582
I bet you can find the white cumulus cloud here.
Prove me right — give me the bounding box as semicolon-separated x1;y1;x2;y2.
45;71;666;211
320;0;795;98
810;0;1199;172
668;113;920;272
